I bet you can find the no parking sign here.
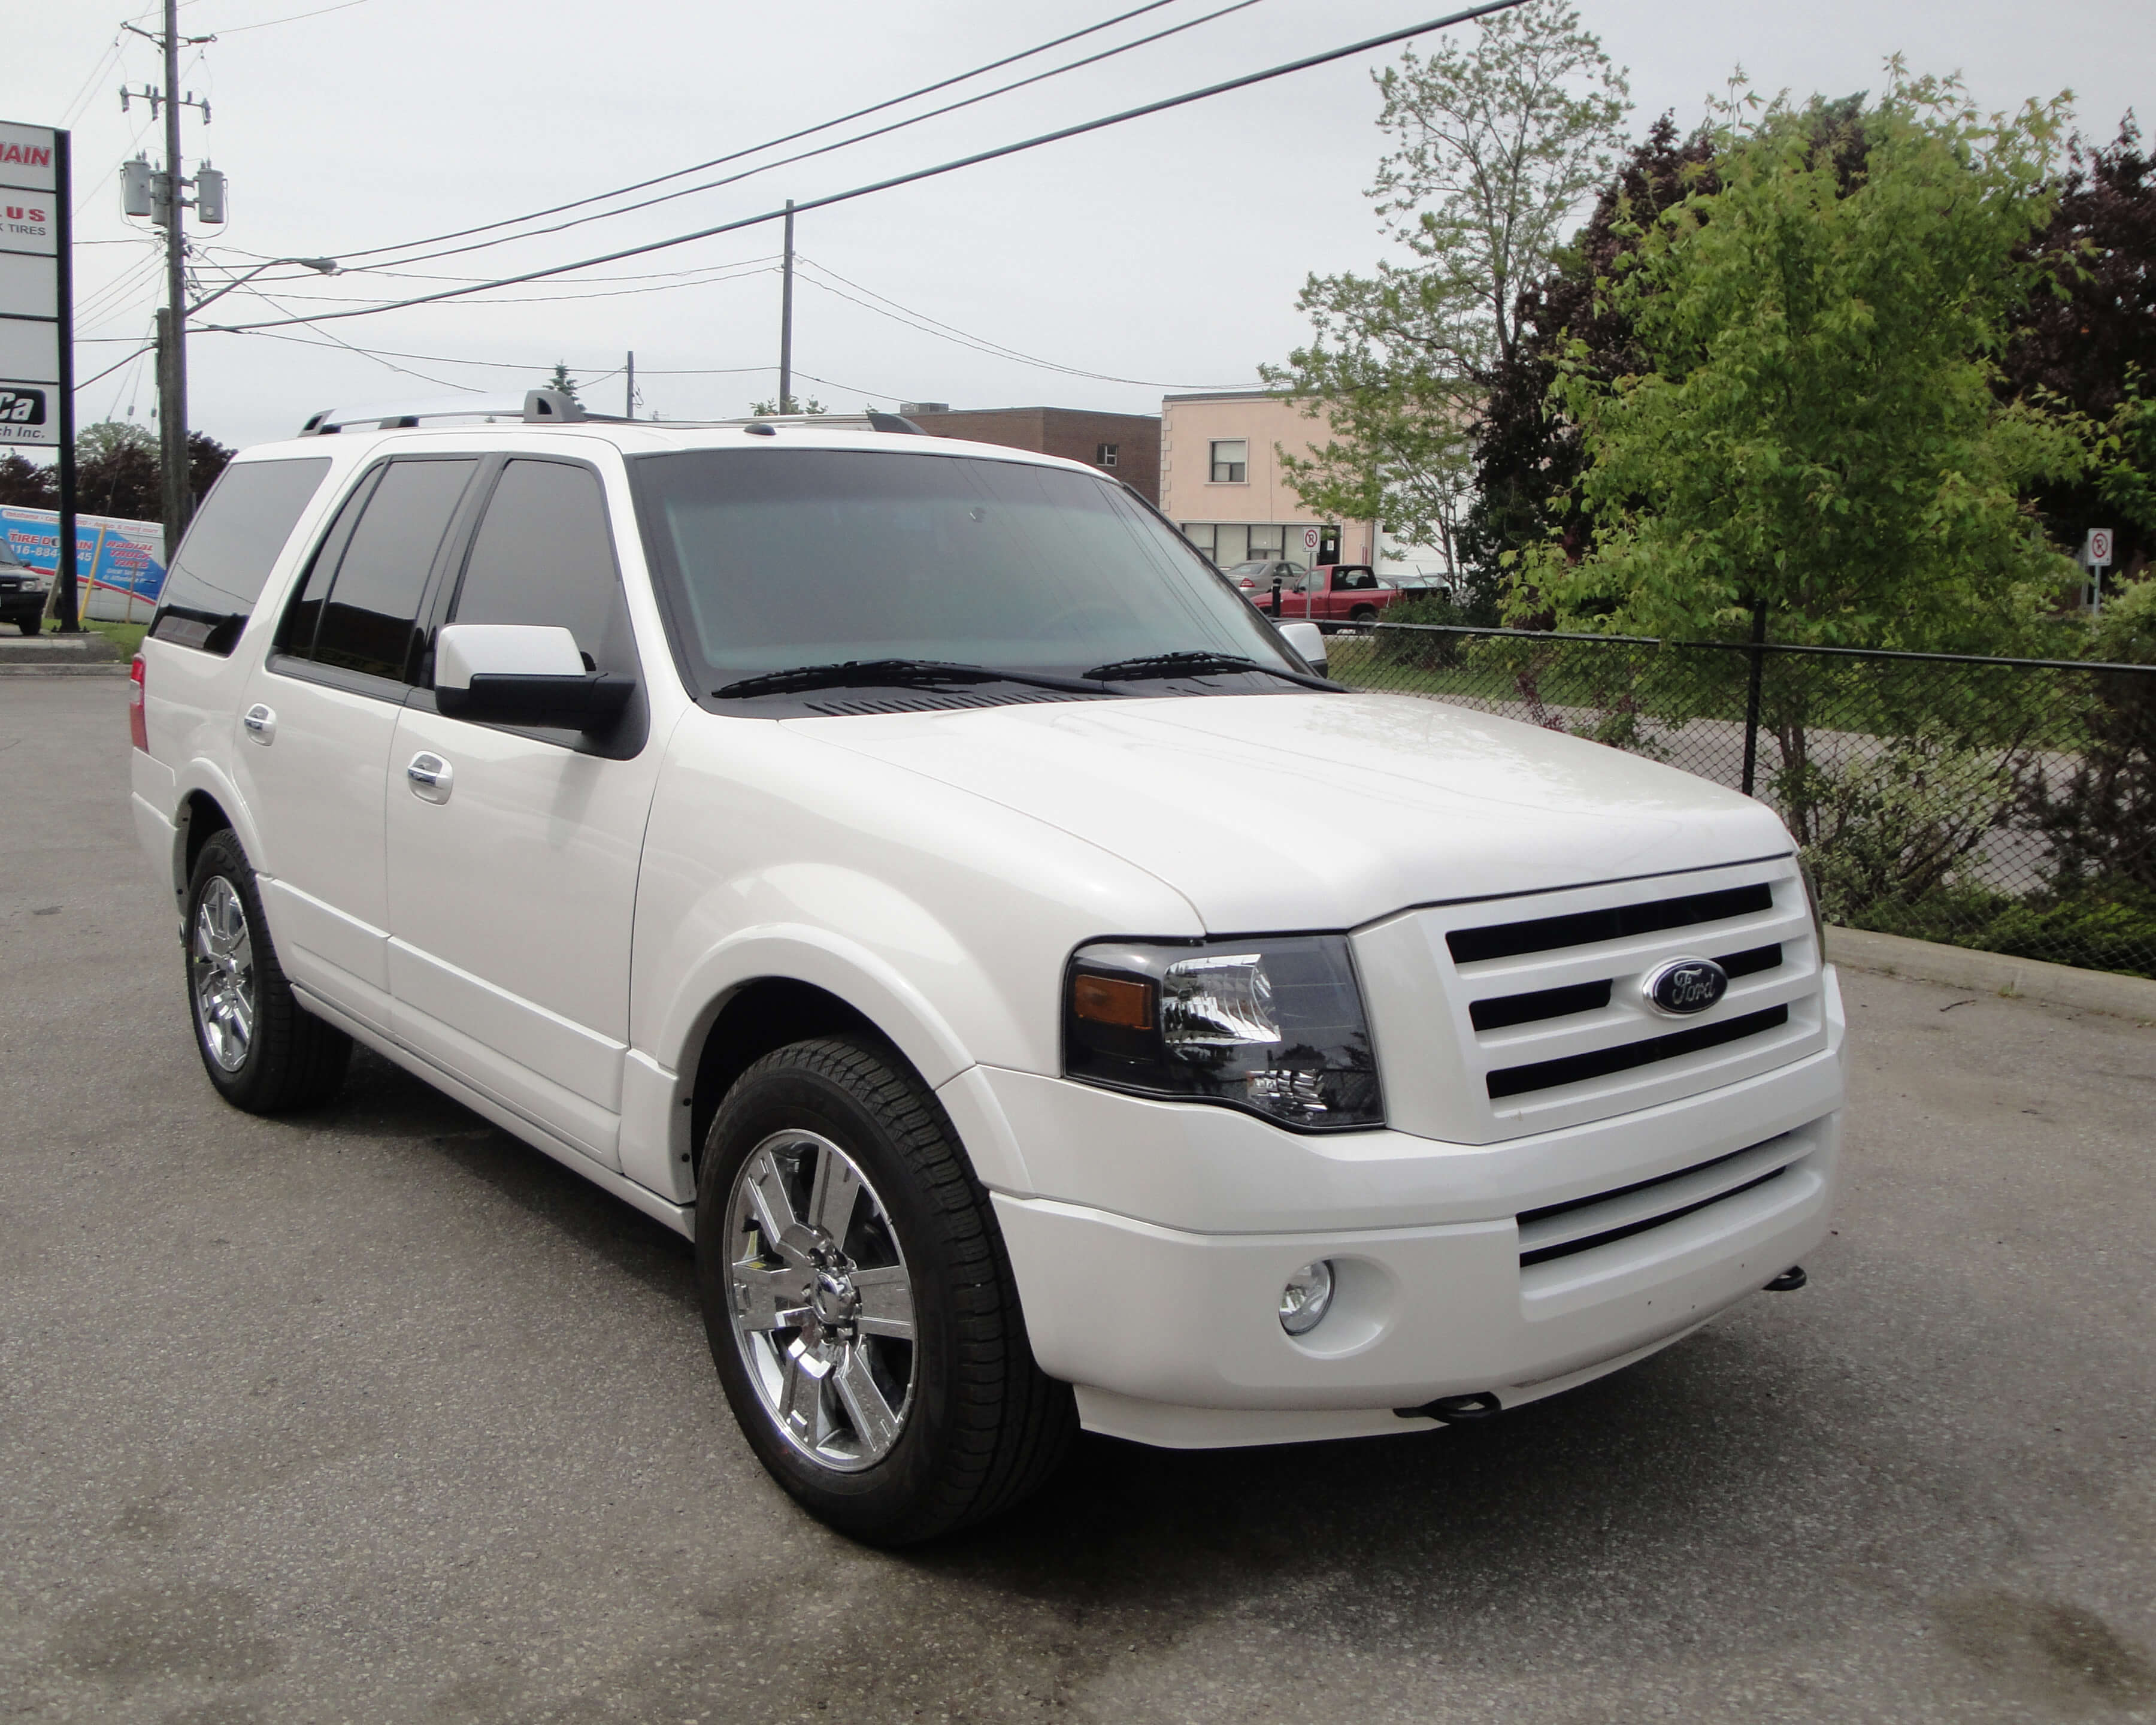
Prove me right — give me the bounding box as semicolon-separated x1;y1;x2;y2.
2086;527;2113;568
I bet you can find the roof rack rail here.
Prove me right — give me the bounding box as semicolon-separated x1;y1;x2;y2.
293;395;931;438
297;389;634;436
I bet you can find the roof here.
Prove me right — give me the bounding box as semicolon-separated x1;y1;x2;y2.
236;411;1110;485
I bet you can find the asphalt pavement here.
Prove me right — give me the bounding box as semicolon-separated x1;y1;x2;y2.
4;674;2153;1724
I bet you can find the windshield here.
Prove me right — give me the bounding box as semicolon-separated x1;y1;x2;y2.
628;447;1300;688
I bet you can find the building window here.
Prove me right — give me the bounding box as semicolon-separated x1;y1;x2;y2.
1209;440;1247;484
1181;523;1216;560
1096;443;1118;468
1247;525;1285;562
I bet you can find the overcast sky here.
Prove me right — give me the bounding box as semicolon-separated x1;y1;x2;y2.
7;0;2151;451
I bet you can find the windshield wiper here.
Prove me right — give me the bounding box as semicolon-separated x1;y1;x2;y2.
715;658;1118;700
1081;650;1336;690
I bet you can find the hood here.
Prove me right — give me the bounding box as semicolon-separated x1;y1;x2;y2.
794;691;1794;932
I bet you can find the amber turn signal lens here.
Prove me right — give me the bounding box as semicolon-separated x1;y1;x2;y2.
1072;972;1153;1030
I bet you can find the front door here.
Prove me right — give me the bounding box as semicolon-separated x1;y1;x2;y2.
385;455;664;1170
235;456;479;1033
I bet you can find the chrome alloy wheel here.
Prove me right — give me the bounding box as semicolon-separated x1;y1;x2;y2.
190;876;256;1073
725;1130;917;1472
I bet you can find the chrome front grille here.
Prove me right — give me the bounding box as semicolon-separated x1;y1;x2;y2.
1362;855;1828;1143
1447;880;1775;966
1486;1002;1790;1100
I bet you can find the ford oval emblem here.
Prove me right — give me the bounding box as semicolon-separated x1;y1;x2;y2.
1643;956;1728;1016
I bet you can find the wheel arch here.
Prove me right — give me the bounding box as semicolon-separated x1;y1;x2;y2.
685;976;883;1184
646;925;1021;1199
168;759;267;909
175;788;237;901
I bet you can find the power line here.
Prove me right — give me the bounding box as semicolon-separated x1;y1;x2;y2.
323;0;1192;267
198;257;785;311
332;0;1271;276
205;242;785;287
202;0;1530;335
206;326;769;377
792;262;1244;389
78;344;159;391
214;0;376;34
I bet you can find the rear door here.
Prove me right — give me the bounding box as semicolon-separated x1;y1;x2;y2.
235;456;479;1032
384;454;662;1168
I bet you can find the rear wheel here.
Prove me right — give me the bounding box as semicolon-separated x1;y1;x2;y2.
184;829;351;1112
1349;603;1379;625
697;1036;1074;1545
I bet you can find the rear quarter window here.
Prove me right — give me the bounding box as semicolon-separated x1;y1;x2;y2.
149;457;333;655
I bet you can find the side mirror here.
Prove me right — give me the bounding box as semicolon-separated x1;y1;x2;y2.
434;623;635;729
1277;619;1328;678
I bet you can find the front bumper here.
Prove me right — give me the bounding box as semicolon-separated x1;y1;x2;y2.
953;972;1846;1448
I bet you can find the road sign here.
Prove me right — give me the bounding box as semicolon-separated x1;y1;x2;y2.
2087;527;2113;568
1303;526;1320;552
0;120;63;448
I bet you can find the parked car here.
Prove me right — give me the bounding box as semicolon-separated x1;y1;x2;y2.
131;394;1845;1545
1284;563;1401;630
1225;558;1309;599
1228;561;1403;630
0;537;47;635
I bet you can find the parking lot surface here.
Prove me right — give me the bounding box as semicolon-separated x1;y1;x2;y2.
4;675;2153;1724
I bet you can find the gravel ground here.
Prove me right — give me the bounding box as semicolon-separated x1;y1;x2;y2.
3;675;2153;1724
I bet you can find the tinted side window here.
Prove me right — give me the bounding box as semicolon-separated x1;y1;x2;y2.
150;457;332;654
448;460;631;674
275;467;381;658
309;459;476;682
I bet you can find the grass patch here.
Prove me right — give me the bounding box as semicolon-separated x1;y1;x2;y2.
84;619;147;658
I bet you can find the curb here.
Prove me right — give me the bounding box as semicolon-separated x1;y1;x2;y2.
1827;925;2156;1025
0;662;131;677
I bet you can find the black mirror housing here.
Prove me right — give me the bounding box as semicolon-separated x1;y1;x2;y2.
437;671;636;731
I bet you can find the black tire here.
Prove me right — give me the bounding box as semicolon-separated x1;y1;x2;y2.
696;1036;1074;1545
1349;603;1379;625
184;828;352;1113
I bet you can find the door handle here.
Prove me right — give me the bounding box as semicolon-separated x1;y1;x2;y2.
242;704;276;745
405;751;453;804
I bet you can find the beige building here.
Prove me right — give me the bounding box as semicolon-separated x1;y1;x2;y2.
1159;391;1382;571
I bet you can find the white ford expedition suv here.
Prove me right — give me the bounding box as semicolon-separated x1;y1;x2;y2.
131;395;1845;1544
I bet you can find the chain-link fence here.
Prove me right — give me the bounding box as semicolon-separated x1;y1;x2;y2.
1326;622;2156;980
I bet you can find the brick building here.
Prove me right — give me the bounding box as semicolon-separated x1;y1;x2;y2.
900;405;1162;503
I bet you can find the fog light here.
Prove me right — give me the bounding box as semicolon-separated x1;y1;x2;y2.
1278;1260;1334;1336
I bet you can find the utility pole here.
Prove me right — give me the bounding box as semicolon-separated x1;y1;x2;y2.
778;198;794;414
625;350;634;419
122;0;212;558
157;0;189;556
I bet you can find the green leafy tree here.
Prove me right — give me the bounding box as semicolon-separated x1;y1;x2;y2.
748;395;825;416
2000;120;2156;584
1527;71;2088;652
1459;112;1719;612
1263;0;1629;572
0;420;229;522
543;361;580;402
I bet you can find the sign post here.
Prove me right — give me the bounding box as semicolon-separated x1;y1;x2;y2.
0;119;75;631
2085;526;2113;616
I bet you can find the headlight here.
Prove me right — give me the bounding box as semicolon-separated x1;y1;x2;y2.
1064;935;1383;1130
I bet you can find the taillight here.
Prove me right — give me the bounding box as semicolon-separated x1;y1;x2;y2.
129;653;148;752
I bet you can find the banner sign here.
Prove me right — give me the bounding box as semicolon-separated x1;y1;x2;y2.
0;119;62;447
0;503;165;620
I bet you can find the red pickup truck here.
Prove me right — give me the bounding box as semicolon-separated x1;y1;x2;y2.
1227;561;1400;630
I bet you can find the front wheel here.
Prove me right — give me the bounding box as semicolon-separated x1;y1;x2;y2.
697;1037;1073;1545
184;829;352;1112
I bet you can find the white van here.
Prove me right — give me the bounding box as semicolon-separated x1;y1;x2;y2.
131;394;1843;1544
